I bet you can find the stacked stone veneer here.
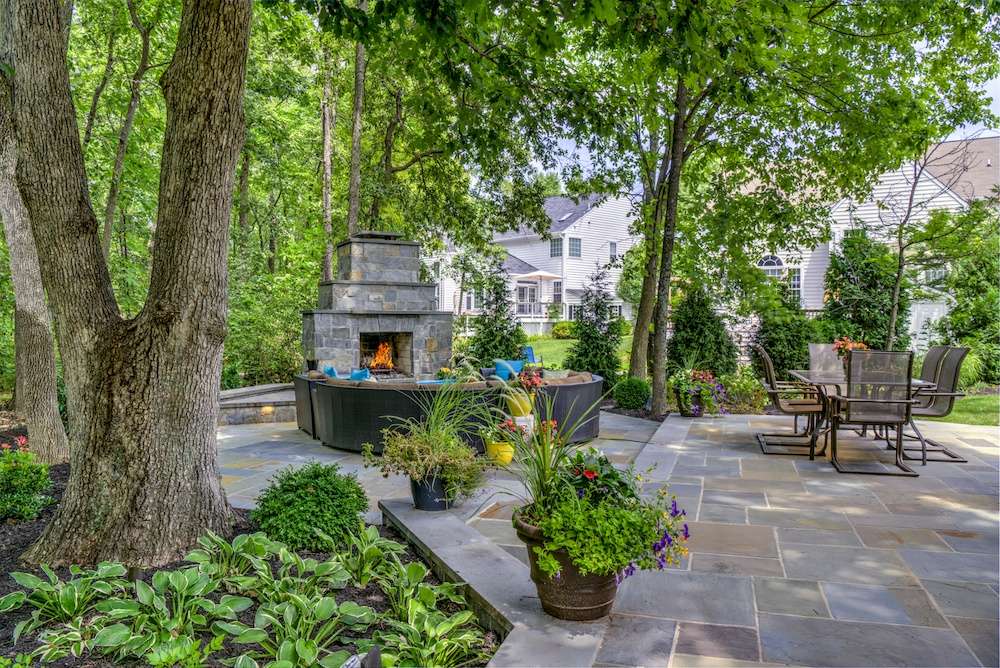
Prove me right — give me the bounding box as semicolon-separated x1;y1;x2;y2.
302;233;453;377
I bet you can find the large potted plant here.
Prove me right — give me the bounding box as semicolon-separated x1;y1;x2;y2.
364;382;492;511
505;366;542;417
507;400;689;620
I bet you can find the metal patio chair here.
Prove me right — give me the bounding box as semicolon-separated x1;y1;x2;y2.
752;343;823;458
828;350;917;476
902;346;969;465
809;343;841;375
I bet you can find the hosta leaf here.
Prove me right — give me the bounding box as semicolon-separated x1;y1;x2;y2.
152;571;170;592
221;595;254;613
96;562;127;578
40;564;58;584
0;591;26;613
277;639;296;662
185;549;211;564
91;623;132;647
10;572;44;590
135;580;154;606
268;662;295;668
13;618;29;644
314;597;337;621
58;584;79;615
235;628;269;644
296;639;318;665
168;570;187;592
98;598;141;616
234;654;260;668
319;651;352;668
213;621;249;635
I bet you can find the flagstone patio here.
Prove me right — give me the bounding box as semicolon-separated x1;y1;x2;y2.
216;413;999;667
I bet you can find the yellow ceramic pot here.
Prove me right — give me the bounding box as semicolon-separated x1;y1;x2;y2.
506;391;535;417
486;440;514;465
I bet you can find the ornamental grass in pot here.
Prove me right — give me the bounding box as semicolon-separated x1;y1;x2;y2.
364;378;493;511
506;397;689;621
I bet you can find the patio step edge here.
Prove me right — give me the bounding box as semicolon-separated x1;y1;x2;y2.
379;498;608;668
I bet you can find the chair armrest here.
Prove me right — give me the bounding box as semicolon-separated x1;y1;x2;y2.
764;383;818;395
915;391;965;398
830;396;917;405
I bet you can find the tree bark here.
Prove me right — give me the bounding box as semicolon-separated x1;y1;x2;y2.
629;200;665;379
236;150;249;230
344;0;367;237
82;31;115;150
320;45;338;280
101;0;152;257
650;78;688;416
14;0;250;566
885;230;906;351
0;0;69;464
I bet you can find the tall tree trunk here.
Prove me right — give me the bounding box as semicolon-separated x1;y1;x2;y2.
344;0;367;237
0;0;69;464
15;0;250;567
650;78;688;416
101;0;152;257
629;202;665;379
885;233;906;351
82;32;115;150
320;45;338;280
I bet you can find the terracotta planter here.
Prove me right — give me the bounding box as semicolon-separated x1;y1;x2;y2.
410;476;451;511
486;440;514;465
506;391;535;417
513;511;618;621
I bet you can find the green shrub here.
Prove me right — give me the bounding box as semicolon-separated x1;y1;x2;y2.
613;377;651;410
0;440;52;522
612;317;634;337
252;463;368;551
565;267;622;385
720;366;767;413
551;321;576;340
468;263;527;363
958;348;985;391
752;289;816;380
666;286;737;376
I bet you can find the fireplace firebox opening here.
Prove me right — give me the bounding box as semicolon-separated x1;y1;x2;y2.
359;332;413;376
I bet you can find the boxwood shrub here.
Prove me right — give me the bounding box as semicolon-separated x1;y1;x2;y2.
0;441;52;522
613;377;651;410
252;462;368;551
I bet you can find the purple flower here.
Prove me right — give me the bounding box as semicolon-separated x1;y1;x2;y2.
682;523;690;540
670;499;686;518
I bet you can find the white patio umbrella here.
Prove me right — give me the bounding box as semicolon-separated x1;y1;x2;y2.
511;270;561;281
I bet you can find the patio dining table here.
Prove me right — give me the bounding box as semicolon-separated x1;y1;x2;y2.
788;369;936;474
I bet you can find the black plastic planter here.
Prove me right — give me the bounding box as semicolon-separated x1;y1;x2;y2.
410;476;451;511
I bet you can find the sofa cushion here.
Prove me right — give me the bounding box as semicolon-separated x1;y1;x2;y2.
350;368;371;381
306;370;327;380
542;368;571;380
494;359;524;380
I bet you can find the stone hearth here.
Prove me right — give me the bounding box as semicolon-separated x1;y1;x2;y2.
302;232;452;378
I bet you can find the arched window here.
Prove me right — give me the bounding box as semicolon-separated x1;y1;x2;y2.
758;255;784;279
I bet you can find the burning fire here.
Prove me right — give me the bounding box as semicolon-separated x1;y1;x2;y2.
371;341;394;370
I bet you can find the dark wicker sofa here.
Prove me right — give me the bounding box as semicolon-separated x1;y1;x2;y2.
293;371;603;454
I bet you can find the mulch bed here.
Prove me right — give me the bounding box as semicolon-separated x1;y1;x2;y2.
0;462;496;664
600;401;668;422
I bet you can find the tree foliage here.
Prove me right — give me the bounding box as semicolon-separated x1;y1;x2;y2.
666;286;738;376
565;266;622;385
467;262;525;365
752;287;816;381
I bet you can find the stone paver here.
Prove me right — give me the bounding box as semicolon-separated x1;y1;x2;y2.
217;412;999;667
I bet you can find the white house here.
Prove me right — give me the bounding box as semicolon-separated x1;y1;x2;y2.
435;194;638;335
759;135;999;349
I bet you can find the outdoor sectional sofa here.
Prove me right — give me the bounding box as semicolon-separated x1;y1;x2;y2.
293;371;603;454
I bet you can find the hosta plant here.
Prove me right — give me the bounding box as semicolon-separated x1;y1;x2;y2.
377;557;466;621
366;599;487;668
0;562;128;642
217;593;376;668
92;568;252;660
184;530;273;591
318;525;405;588
249;544;350;602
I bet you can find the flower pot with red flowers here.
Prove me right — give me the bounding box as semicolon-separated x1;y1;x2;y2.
480;419;526;466
506;396;689;621
505;367;542;417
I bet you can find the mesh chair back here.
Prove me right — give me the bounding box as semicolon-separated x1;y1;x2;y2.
914;347;968;418
845;350;912;424
809;343;841;374
914;345;949;410
752;344;779;391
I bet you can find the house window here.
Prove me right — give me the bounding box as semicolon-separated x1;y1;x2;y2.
569;238;582;258
569;304;582;320
516;285;539;316
553;280;562;303
758;255;784;279
787;268;801;304
464;291;482;311
925;267;947;283
610;304;623;318
609;242;617;262
550;238;563;257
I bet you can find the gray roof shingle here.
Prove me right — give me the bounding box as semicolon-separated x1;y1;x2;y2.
502;252;539;275
494;194;606;240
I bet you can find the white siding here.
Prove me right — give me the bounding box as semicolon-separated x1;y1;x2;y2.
559;196;636;300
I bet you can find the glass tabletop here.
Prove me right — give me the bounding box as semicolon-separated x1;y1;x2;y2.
788;369;935;388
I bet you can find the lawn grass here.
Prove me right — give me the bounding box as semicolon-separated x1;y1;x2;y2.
925;394;999;427
528;334;633;369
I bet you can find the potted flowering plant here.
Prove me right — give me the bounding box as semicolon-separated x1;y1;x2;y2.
668;369;727;417
480;418;526;465
505;366;543;417
507;399;689;621
832;337;869;374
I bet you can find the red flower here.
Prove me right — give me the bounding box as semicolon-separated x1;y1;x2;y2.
583;469;597;480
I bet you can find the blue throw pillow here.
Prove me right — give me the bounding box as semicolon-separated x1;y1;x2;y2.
350;368;370;381
494;359;524;380
322;366;338;378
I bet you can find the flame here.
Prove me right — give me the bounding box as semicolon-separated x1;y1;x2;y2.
371;341;394;369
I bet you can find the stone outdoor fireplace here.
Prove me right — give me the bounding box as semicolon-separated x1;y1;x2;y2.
302;231;452;378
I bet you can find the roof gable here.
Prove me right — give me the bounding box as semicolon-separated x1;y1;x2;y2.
494;194;606;241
